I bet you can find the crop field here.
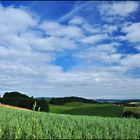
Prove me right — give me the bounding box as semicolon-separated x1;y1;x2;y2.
0;107;140;139
128;102;140;105
124;107;140;114
50;102;124;117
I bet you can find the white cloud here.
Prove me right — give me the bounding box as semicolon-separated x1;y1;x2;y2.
121;54;140;68
82;23;101;34
102;24;118;34
74;43;122;64
121;22;140;43
99;1;139;17
68;16;85;25
80;34;108;44
0;2;140;99
32;36;77;52
40;21;84;39
0;6;37;34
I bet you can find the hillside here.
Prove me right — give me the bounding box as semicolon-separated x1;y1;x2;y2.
0;103;30;111
0;107;140;139
50;101;140;118
50;102;123;117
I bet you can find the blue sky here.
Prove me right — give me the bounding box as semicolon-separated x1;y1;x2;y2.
0;1;140;99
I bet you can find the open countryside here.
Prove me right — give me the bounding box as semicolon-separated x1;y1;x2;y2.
0;92;140;139
0;1;140;139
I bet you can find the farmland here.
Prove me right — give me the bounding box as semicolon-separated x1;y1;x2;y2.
124;107;140;114
0;94;140;139
50;102;124;117
0;107;140;139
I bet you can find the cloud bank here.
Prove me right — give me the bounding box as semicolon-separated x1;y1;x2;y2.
0;1;140;99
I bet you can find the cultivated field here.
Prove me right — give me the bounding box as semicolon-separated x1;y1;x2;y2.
50;101;140;118
50;102;124;117
124;107;140;114
0;106;140;139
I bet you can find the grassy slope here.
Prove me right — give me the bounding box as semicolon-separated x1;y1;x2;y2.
0;107;140;139
50;102;124;117
124;107;140;114
0;103;30;111
128;102;140;105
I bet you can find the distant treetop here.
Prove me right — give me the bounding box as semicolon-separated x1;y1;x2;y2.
3;91;29;98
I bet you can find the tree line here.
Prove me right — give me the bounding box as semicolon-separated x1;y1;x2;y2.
0;91;49;112
49;96;97;105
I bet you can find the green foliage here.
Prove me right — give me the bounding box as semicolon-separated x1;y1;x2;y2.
0;91;49;112
0;107;140;139
0;97;49;112
3;91;29;98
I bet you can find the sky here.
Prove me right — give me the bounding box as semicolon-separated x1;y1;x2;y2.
0;1;140;99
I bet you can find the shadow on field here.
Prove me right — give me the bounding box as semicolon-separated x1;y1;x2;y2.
122;111;140;119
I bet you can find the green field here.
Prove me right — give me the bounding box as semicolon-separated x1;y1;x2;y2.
0;107;140;139
124;107;140;114
128;102;140;105
50;102;140;118
50;102;124;117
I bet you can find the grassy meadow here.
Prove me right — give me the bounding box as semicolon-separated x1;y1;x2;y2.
50;102;124;117
0;107;140;139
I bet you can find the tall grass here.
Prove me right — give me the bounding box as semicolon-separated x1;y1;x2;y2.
0;107;140;139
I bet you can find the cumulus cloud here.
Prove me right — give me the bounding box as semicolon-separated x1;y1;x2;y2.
98;1;139;23
121;54;140;68
121;22;140;43
68;16;85;25
99;1;139;17
0;2;140;99
74;43;122;64
0;5;37;34
40;21;84;39
80;34;108;44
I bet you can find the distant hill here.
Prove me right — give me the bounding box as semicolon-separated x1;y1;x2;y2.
36;97;52;101
96;99;122;103
117;99;140;104
96;99;140;104
49;96;97;105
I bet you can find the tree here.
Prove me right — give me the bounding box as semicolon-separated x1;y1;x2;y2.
3;91;29;98
0;91;49;112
